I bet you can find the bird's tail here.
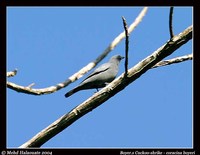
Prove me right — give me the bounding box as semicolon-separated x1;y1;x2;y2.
64;86;80;98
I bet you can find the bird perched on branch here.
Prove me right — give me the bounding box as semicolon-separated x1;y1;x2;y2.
65;55;124;98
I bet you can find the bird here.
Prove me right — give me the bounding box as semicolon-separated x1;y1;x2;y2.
65;55;124;98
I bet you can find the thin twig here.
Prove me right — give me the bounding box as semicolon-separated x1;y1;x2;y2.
122;16;129;77
7;7;148;95
153;54;192;68
169;7;174;39
27;83;35;88
19;25;192;148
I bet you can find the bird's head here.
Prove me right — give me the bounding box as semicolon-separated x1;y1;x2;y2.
110;55;124;62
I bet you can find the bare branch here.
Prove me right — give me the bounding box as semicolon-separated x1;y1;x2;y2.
153;54;192;68
122;16;129;77
19;25;192;148
7;7;148;95
7;69;18;77
169;7;174;39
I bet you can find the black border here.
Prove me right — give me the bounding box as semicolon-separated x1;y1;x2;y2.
0;0;6;150
4;0;196;6
193;5;199;153
2;1;198;154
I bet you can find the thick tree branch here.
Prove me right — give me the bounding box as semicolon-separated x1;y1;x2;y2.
7;7;148;95
19;25;192;148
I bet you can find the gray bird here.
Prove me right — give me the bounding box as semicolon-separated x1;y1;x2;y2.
65;55;124;98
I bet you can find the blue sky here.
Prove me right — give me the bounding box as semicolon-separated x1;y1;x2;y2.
7;7;192;148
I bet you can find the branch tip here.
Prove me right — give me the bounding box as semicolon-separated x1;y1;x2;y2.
7;69;18;77
27;83;35;88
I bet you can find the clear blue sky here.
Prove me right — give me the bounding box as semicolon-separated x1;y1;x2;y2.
7;7;192;148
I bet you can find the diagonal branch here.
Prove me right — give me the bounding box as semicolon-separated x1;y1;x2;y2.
19;25;192;148
7;7;148;95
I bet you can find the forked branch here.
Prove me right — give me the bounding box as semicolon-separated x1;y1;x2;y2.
19;25;192;148
7;7;148;95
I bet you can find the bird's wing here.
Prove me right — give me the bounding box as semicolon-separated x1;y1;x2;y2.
81;63;110;83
